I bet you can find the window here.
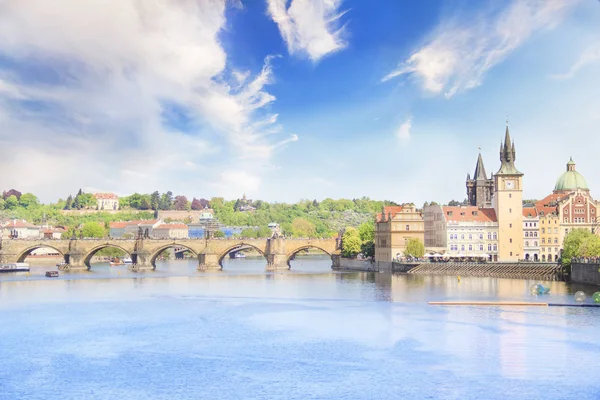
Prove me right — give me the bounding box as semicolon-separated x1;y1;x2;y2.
488;244;492;251
510;252;513;257
468;234;472;240
493;233;497;240
534;241;538;246
542;238;545;244
554;228;558;234
509;208;512;213
488;232;492;240
479;245;484;251
534;232;537;237
565;229;569;235
525;241;529;247
479;233;483;240
510;238;512;243
525;232;529;237
469;245;472;251
509;194;512;198
406;225;410;231
554;238;558;244
461;245;465;251
541;228;545;234
509;223;512;228
461;234;465;239
493;244;497;251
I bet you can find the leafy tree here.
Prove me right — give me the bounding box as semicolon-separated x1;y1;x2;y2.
358;221;374;242
0;198;4;210
18;193;39;208
150;191;160;211
174;195;189;211
81;222;105;238
118;196;130;209
160;191;173;210
291;218;316;237
3;189;22;200
191;198;202;210
64;195;73;210
139;197;151;210
257;226;272;238
360;241;375;259
562;229;600;267
213;230;226;238
342;227;361;258
405;238;425;258
447;199;461;206
4;195;18;210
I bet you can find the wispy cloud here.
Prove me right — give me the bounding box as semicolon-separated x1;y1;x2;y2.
550;44;600;80
395;117;412;144
266;0;348;62
383;0;575;98
0;0;296;200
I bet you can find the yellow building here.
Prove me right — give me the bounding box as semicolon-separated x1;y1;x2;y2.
375;204;424;261
492;127;524;261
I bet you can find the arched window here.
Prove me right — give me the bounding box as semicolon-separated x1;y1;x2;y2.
488;244;492;251
468;245;472;251
479;234;483;240
534;241;538;246
461;245;465;251
493;244;497;251
493;233;497;240
479;245;484;251
525;232;529;237
468;234;472;240
488;232;492;240
542;255;546;261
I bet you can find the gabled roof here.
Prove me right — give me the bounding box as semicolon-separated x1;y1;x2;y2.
523;207;538;218
1;219;39;228
442;206;497;223
109;222;128;229
376;206;403;222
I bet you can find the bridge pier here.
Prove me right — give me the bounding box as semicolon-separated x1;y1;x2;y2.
266;254;289;271
62;253;89;271
197;253;221;271
130;252;155;271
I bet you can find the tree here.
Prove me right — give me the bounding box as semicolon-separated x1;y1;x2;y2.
404;238;425;258
150;191;160;211
18;193;39;209
213;230;226;238
174;195;188;211
360;241;375;259
191;198;202;210
0;198;4;210
358;221;374;242
160;191;173;210
447;199;461;206
291;218;316;237
342;227;361;258
64;195;73;210
4;195;18;210
139;197;151;210
81;222;105;238
562;229;600;267
2;189;22;200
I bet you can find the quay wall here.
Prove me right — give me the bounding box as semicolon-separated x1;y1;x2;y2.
571;263;600;286
332;256;418;273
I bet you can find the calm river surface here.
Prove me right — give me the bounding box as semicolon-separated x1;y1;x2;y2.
1;255;599;400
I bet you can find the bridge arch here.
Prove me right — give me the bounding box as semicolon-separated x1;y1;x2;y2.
83;244;133;269
149;244;198;269
286;245;333;268
17;244;66;263
217;243;267;268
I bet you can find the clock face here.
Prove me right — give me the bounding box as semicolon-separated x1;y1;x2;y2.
505;180;515;190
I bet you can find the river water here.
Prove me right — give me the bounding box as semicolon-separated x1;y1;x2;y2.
1;255;599;400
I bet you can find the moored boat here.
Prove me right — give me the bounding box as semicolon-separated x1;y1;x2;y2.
123;257;133;265
45;271;59;277
0;263;30;272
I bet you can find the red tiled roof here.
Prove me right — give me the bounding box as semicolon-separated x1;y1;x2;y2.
376;206;403;222
1;219;38;228
94;193;118;199
155;224;188;230
109;222;128;229
523;207;538;218
126;220;159;226
442;206;497;223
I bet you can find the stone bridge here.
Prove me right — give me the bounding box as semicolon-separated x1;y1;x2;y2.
0;236;341;271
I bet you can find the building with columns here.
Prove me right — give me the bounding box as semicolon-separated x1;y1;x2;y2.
375;204;424;261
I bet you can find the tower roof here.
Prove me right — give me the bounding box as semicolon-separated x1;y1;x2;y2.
496;125;523;176
474;153;488;180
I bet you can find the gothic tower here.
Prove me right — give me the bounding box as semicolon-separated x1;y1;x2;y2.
493;126;524;262
466;153;494;208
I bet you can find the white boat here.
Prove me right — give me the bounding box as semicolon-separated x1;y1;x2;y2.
0;263;30;272
233;252;246;259
123;257;133;265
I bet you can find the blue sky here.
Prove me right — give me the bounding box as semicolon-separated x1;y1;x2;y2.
1;0;599;204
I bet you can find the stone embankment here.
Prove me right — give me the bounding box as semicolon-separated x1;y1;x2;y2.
571;262;600;286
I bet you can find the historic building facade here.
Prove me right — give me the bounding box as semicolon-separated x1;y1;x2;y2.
466;153;494;208
94;193;119;210
375;205;424;261
522;206;540;261
424;204;499;260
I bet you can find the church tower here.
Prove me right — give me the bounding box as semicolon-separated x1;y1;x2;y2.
466;153;494;208
493;126;524;261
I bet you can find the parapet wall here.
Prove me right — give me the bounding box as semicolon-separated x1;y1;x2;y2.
571;263;600;286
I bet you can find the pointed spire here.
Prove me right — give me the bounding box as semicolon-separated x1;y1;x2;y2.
511;141;516;162
474;153;488;180
380;206;386;222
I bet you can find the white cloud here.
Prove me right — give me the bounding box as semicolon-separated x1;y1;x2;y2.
0;0;297;201
550;44;600;80
395;117;412;144
383;0;575;98
266;0;348;62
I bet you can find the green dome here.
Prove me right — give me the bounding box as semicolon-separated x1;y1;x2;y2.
554;158;588;192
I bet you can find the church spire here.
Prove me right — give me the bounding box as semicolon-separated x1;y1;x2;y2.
496;124;522;176
474;153;488;180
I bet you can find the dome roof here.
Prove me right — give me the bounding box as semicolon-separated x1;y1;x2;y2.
554;158;588;192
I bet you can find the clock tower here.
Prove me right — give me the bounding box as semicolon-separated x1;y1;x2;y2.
493;126;524;261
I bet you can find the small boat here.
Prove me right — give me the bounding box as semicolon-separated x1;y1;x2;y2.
56;261;67;267
45;271;59;277
123;257;133;265
0;263;30;272
233;252;246;259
